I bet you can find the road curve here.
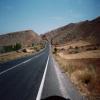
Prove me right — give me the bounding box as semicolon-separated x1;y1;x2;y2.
0;45;49;100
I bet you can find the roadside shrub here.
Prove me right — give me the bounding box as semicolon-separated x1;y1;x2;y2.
74;46;79;53
65;64;76;74
74;65;96;85
67;46;80;54
3;45;13;52
3;43;22;53
14;43;21;50
69;46;73;49
22;49;27;53
34;46;40;51
32;43;44;52
80;69;92;84
53;47;57;54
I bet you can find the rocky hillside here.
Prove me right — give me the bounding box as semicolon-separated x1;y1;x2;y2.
0;30;41;47
43;16;100;45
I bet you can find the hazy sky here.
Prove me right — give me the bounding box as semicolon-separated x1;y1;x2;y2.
0;0;100;34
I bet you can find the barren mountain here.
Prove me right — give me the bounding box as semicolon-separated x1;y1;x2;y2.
0;30;41;47
43;16;100;45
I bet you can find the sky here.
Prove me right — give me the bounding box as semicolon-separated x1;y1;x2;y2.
0;0;100;35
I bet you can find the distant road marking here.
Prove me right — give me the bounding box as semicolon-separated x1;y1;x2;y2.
0;58;32;75
0;51;45;76
36;56;49;100
22;59;32;64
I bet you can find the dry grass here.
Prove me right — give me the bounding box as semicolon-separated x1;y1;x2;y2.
33;44;44;51
58;50;100;59
54;54;98;97
0;51;31;63
55;40;100;59
56;40;91;49
0;45;44;63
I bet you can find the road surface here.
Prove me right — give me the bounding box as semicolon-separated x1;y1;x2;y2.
0;44;49;100
0;44;85;100
41;53;85;100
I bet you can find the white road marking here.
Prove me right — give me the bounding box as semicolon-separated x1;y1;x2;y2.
0;58;32;75
36;56;49;100
0;51;45;75
23;59;32;63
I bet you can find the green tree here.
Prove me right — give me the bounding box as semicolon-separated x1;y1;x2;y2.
14;43;21;50
3;43;22;53
3;45;13;52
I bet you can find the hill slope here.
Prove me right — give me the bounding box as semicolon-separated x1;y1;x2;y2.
44;16;100;45
0;30;41;47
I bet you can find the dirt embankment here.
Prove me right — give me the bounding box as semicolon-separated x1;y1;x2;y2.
53;41;100;99
0;43;44;63
55;55;100;99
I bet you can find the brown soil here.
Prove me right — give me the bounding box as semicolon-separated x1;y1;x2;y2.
66;58;100;96
55;54;100;99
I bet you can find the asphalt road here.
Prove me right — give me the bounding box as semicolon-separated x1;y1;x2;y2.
0;45;49;100
0;44;85;100
42;54;66;99
41;53;84;100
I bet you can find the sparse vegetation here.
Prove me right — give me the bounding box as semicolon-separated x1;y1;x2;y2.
0;51;32;63
53;41;100;98
0;42;45;63
0;30;41;48
53;47;57;54
14;43;22;51
74;46;79;53
54;54;99;97
3;45;13;52
72;66;96;85
22;48;28;53
45;17;100;45
69;46;73;49
67;46;79;54
3;43;22;53
32;43;44;51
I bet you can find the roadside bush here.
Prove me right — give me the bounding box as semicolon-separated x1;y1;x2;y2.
67;46;80;54
14;43;21;50
73;65;96;85
34;46;40;51
65;64;76;74
80;69;92;84
53;47;57;54
69;46;73;49
74;46;79;53
22;49;27;53
3;43;22;53
3;45;13;52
